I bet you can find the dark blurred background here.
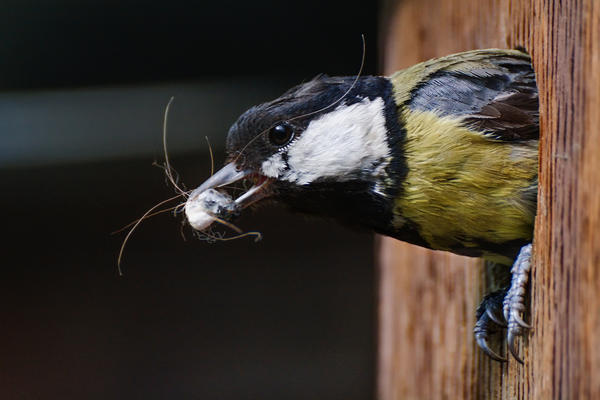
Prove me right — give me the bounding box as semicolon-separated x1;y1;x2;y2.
1;1;380;399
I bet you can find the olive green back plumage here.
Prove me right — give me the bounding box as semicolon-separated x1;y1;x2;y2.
389;49;539;264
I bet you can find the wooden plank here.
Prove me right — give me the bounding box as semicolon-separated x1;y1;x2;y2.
377;1;600;398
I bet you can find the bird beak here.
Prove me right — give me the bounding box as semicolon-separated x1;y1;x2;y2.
187;162;273;212
189;162;249;198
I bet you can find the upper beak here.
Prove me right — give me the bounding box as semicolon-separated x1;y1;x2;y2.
188;162;250;199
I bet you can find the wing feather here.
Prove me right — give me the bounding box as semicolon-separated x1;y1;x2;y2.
403;51;539;141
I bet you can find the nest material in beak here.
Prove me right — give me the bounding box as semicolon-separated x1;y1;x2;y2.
184;162;272;231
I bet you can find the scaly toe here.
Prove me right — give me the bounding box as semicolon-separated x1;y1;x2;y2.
502;243;533;363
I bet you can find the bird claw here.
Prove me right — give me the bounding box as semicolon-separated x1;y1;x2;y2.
476;336;507;362
474;303;507;362
486;307;507;327
474;289;508;362
474;244;532;364
507;329;524;364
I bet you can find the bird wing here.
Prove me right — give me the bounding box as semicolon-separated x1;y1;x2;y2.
392;49;539;141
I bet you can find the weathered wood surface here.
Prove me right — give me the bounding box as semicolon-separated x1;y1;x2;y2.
377;1;600;399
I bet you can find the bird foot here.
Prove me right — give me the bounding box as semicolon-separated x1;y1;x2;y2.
474;244;532;364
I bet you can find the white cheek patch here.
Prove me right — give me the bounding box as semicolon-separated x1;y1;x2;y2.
261;153;286;178
262;97;390;185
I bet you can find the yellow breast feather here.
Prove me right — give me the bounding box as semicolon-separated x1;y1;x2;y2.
394;108;538;264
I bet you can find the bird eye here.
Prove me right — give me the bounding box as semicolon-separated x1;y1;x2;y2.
268;123;294;147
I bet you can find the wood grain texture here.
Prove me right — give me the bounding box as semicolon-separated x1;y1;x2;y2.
377;1;600;399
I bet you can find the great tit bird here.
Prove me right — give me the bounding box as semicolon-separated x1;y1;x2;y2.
185;49;539;363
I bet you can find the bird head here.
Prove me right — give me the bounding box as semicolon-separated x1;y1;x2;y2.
185;75;403;234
